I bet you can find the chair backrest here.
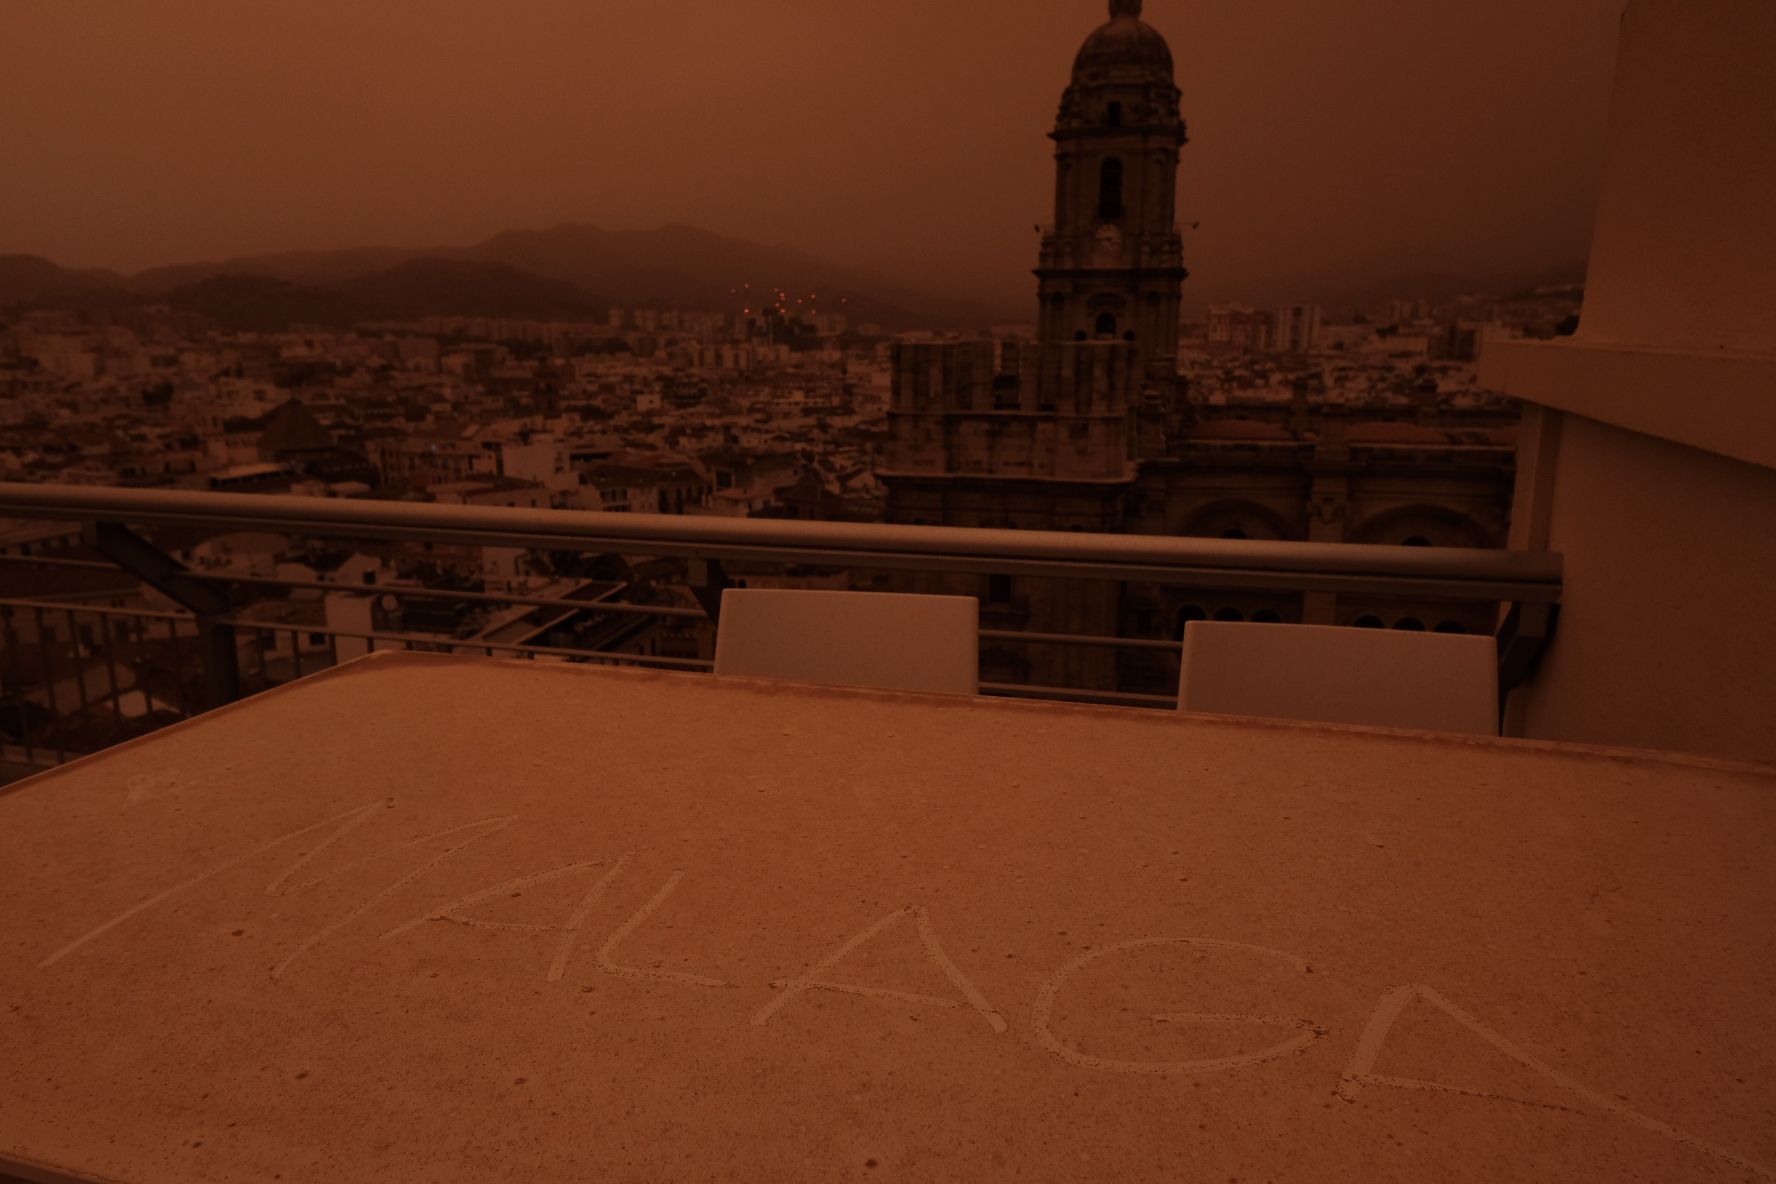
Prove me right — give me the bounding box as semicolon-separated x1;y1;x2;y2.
713;589;979;696
1179;621;1498;736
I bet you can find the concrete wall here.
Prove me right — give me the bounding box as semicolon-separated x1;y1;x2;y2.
1485;0;1776;764
1579;0;1776;354
1510;414;1776;763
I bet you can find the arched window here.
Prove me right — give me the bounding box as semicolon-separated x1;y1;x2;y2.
1098;158;1124;221
1214;607;1244;623
1434;621;1466;634
1074;330;1088;341
1403;535;1433;547
1106;102;1123;128
1095;313;1118;338
1354;615;1385;629
1394;618;1426;632
1252;610;1283;624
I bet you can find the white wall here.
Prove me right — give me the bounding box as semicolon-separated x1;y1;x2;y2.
1578;0;1776;354
1512;415;1776;763
1485;0;1776;763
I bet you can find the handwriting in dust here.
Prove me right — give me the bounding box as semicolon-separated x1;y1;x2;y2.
27;798;1771;1181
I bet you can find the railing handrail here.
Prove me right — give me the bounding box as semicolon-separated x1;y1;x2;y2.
0;483;1562;602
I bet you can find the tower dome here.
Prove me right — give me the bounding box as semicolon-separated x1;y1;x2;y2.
1072;0;1174;84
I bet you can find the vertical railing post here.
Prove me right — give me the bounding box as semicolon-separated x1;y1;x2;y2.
84;522;241;712
1496;600;1560;734
689;558;730;624
197;618;241;706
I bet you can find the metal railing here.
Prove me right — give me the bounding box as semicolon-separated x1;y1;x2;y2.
0;482;1562;774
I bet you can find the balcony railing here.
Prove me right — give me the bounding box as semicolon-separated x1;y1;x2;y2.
0;482;1562;775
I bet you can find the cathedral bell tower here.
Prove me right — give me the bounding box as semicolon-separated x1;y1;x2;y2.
878;0;1190;689
1037;0;1189;383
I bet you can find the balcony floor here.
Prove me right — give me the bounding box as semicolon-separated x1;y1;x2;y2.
2;653;1772;1183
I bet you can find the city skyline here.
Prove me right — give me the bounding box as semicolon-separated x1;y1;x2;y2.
2;0;1624;306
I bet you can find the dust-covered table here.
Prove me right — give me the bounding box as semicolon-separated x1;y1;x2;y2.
2;652;1773;1182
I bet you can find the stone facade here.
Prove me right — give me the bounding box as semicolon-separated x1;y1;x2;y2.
879;0;1514;696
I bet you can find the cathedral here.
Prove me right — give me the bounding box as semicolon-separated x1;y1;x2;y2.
878;0;1515;696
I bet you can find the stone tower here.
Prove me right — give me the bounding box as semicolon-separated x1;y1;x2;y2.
877;0;1190;689
1038;0;1189;381
882;0;1188;516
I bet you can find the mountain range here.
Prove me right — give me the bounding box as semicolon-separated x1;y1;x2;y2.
0;224;1586;332
0;224;1016;332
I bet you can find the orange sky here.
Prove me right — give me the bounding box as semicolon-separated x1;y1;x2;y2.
1;0;1625;303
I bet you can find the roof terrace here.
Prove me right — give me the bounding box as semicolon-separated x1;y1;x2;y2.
2;0;1773;1178
2;654;1772;1183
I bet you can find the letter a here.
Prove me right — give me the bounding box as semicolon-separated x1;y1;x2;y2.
751;905;1007;1033
1339;985;1771;1180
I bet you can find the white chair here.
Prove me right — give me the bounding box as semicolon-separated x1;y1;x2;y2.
1178;621;1498;736
713;589;979;696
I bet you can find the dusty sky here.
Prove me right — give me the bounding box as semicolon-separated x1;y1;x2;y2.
1;0;1626;303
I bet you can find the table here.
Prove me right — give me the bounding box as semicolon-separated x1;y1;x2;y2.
3;652;1773;1183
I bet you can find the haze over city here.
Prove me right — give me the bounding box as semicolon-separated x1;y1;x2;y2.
3;0;1623;307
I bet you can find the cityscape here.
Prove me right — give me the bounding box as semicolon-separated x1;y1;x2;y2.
0;120;1582;729
0;239;1580;725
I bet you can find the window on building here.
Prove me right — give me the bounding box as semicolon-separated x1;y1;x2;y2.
1176;604;1207;639
1434;621;1466;634
1220;528;1248;540
1106;102;1123;127
1403;536;1433;547
1098;158;1124;220
1252;610;1283;624
1214;607;1245;623
1095;313;1118;338
1074;331;1088;342
1394;618;1427;632
1354;615;1385;629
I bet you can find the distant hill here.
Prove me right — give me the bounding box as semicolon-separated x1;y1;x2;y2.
458;223;1004;328
6;231;1584;329
132;245;421;295
164;275;370;332
108;224;1008;330
339;258;610;321
0;254;130;304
